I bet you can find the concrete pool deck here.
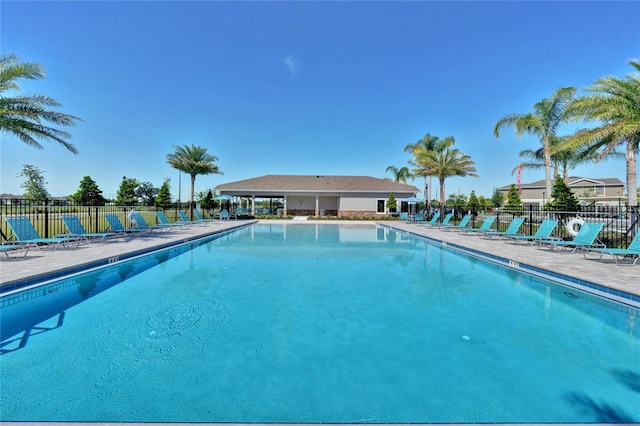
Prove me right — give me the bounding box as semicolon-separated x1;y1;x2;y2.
0;219;637;303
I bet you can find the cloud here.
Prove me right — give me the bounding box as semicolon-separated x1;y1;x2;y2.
283;55;298;76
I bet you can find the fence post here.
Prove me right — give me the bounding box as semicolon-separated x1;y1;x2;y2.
528;205;533;235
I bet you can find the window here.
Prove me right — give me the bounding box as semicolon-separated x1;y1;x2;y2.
594;186;605;196
377;199;385;213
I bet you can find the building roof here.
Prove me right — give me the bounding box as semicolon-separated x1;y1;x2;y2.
498;176;624;191
214;175;420;196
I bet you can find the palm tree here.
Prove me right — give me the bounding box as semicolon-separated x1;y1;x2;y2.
415;144;479;216
562;60;640;207
166;144;223;219
512;136;620;182
0;53;81;154
404;133;453;204
385;165;411;183
494;86;576;198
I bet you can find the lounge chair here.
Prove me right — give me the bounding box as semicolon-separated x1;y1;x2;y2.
461;216;496;235
400;212;409;222
583;232;640;265
4;216;81;250
439;214;472;231
195;210;218;222
417;212;440;226
129;212;172;232
505;219;559;245
538;222;605;254
0;243;30;258
104;213;148;236
178;211;204;225
156;211;188;228
61;215;118;242
420;212;452;228
480;217;525;240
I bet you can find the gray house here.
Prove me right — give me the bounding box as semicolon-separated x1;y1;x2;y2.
214;175;420;217
498;176;626;208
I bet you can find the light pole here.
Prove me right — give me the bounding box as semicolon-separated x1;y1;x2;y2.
178;172;181;211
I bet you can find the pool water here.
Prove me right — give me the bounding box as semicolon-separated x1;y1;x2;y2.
1;223;638;422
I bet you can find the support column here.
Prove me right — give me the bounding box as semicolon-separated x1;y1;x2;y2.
315;195;319;217
283;196;288;216
251;195;255;215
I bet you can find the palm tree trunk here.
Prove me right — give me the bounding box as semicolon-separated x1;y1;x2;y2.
543;136;552;197
626;142;638;207
190;174;196;220
439;178;446;220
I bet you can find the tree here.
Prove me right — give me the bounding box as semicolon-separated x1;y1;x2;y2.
136;181;158;206
414;143;479;216
0;53;81;154
385;165;411;183
512;135;614;183
155;178;172;208
386;192;398;214
166;144;222;219
494;86;576;198
504;184;523;211
18;164;49;202
491;188;505;207
467;190;480;213
547;176;580;212
116;176;140;206
405;133;453;204
70;176;106;205
562;60;640;207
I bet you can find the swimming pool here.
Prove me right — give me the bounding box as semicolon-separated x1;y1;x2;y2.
1;223;638;422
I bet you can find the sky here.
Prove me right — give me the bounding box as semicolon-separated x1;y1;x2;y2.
1;0;639;201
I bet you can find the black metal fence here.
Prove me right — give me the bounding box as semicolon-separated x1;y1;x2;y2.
0;198;210;242
455;205;639;249
1;198;638;249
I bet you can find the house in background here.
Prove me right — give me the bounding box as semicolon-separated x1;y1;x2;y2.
214;175;420;217
497;177;626;209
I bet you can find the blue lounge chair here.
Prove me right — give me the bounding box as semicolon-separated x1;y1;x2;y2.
461;216;496;235
4;217;81;250
156;211;188;228
130;212;172;232
195;210;218;222
417;212;440;227
505;219;559;245
104;213;148;236
481;217;525;240
0;243;30;258
583;232;640;265
178;211;204;225
61;215;117;242
538;222;605;254
439;214;472;231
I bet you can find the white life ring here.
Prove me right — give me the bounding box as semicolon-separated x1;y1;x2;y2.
565;217;585;237
127;210;138;226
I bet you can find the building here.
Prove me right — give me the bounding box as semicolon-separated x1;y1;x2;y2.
497;177;626;209
214;175;420;217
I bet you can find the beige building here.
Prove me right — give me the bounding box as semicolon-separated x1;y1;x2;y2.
214;175;420;217
498;176;626;209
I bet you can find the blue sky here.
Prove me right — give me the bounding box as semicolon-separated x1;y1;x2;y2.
1;1;639;201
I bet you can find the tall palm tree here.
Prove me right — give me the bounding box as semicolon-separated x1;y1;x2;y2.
385;165;411;183
404;133;453;204
166;144;222;219
0;53;81;154
512;136;619;182
415;144;479;215
494;86;576;198
562;60;640;207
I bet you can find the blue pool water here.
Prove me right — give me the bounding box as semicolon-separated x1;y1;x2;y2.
1;223;638;422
